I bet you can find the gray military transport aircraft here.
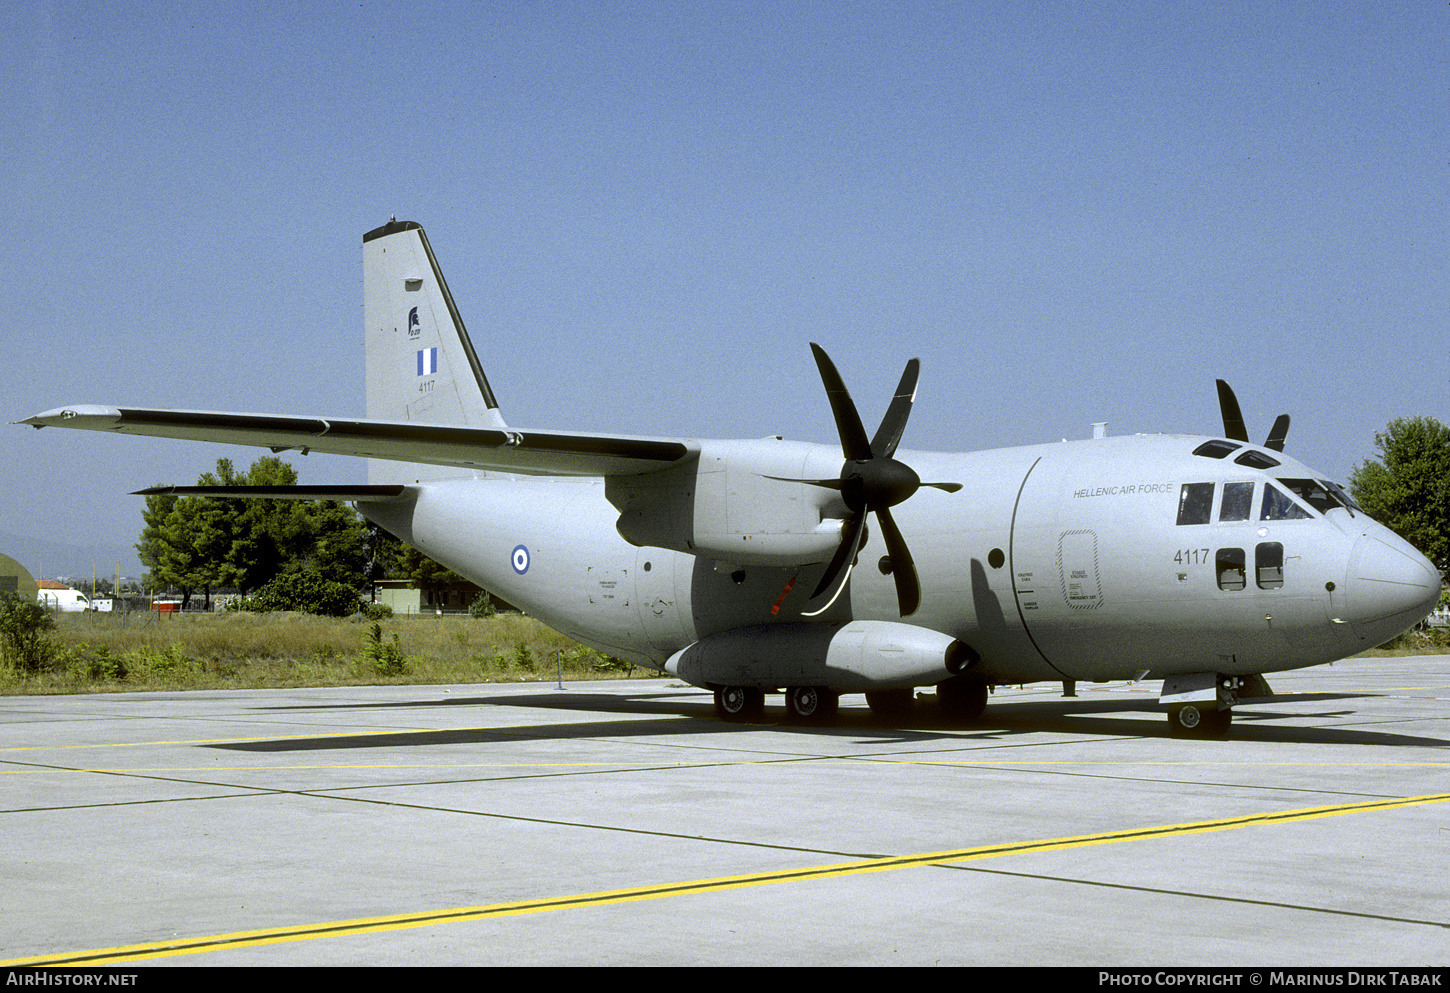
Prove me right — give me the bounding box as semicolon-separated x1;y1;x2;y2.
23;220;1442;736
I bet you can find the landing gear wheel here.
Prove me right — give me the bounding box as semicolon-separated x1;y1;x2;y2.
865;688;915;719
937;677;989;720
715;685;765;723
786;685;838;722
1168;704;1232;738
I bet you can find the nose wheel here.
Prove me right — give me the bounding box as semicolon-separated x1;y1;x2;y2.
1168;703;1232;738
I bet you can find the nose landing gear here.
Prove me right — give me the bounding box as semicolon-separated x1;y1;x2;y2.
1161;672;1260;738
1168;702;1232;738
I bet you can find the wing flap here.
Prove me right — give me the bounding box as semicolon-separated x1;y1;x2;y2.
21;405;697;478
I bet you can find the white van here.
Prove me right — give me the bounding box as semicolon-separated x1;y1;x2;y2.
38;588;92;612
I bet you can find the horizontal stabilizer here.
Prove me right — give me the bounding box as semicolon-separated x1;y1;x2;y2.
22;405;698;478
132;484;411;502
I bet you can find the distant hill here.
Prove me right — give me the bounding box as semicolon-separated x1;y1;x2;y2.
0;529;144;583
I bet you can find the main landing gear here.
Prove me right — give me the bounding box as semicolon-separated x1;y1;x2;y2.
713;678;990;724
713;684;841;723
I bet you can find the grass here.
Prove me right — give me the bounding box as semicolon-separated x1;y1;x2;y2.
0;610;665;695
3;608;1443;696
1351;625;1450;657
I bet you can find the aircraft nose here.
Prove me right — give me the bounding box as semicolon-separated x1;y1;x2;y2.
1344;533;1441;644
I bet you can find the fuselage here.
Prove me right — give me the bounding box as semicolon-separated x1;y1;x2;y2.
359;431;1440;690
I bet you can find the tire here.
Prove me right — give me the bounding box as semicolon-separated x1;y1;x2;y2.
786;685;838;722
715;685;765;723
865;688;915;719
937;677;988;720
1168;704;1232;738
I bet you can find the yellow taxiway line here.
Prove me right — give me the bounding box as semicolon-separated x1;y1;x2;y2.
5;791;1446;966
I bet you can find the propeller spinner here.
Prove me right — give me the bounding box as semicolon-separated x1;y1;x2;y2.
804;343;960;618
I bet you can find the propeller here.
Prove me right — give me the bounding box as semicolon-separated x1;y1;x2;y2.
1216;379;1290;453
803;343;960;618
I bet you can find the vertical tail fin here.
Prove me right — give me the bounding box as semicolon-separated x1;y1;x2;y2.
363;219;506;483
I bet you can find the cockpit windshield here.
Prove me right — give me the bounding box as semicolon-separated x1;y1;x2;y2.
1320;479;1361;514
1277;478;1356;515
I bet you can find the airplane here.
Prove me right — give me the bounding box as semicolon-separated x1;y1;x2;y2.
22;219;1442;737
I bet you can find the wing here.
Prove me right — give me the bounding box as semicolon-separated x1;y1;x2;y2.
20;405;698;478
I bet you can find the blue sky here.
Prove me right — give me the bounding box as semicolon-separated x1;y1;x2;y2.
4;1;1447;578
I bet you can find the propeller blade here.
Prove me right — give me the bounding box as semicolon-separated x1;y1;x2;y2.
805;513;866;615
1264;414;1290;453
870;357;920;459
875;505;921;617
809;512;866;601
1216;380;1250;442
810;343;872;462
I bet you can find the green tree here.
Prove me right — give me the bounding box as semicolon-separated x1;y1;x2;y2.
163;494;231;609
203;457;313;593
364;526;469;592
302;500;369;588
364;525;405;584
136;488;178;594
1349;416;1450;575
136;456;375;604
137;488;227;609
397;542;469;601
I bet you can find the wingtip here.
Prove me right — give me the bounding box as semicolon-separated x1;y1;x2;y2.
20;405;124;428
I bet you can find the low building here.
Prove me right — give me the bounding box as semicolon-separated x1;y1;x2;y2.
371;579;511;615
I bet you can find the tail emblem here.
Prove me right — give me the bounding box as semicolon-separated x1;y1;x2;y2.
408;307;421;338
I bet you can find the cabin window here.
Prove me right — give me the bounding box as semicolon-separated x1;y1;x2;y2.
1256;542;1285;589
1217;547;1246;591
1193;440;1242;459
1176;483;1215;525
1261;484;1313;521
1219;482;1255;522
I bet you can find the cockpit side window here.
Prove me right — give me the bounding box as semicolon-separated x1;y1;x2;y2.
1261;483;1313;521
1177;483;1215;525
1219;481;1255;522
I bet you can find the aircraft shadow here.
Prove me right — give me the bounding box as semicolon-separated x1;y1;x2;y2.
206;690;1448;751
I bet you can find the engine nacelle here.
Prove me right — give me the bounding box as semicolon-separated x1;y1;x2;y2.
665;620;973;691
606;438;846;566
